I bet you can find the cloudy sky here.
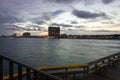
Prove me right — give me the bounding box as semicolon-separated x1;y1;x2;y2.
0;0;120;36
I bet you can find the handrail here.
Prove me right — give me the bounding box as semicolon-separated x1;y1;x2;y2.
38;64;89;80
0;54;62;80
88;52;120;65
38;64;88;70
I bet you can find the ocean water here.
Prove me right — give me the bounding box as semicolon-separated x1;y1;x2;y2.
0;38;120;68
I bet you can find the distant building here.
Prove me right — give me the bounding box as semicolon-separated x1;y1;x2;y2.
10;33;17;38
48;27;60;37
23;32;31;37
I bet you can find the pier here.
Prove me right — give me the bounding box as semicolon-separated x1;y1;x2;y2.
0;52;120;80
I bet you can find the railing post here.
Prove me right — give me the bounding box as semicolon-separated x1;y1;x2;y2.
18;64;22;80
0;56;3;80
33;71;38;80
26;68;31;80
9;61;14;80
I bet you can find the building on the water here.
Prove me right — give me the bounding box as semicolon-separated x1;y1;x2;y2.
23;32;31;38
48;27;60;38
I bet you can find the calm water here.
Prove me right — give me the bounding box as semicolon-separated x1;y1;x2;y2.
0;38;120;68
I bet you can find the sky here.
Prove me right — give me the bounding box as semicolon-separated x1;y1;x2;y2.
0;0;120;36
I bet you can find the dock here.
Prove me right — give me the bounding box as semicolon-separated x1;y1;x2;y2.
1;52;120;80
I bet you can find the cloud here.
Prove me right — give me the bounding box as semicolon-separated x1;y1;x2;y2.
101;0;114;4
101;21;115;24
30;9;65;25
3;23;45;32
51;23;73;27
10;26;43;31
0;14;18;24
45;0;75;3
71;21;78;24
91;30;118;32
72;9;107;19
51;9;65;16
45;0;114;5
75;25;86;28
83;0;96;6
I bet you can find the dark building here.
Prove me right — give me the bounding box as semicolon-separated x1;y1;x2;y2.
10;33;17;38
23;32;31;37
48;27;60;37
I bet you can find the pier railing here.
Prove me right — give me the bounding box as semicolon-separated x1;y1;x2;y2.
1;52;120;80
0;54;62;80
38;64;89;80
38;52;120;79
88;52;120;73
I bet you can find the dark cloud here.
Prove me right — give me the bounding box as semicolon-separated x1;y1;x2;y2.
101;0;114;4
51;9;65;16
72;9;107;19
32;9;65;24
0;14;18;24
51;23;73;27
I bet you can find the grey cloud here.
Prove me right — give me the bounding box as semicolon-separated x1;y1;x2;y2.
111;12;118;16
68;29;73;31
43;9;64;20
75;25;86;28
5;24;44;31
83;0;96;6
71;21;78;24
51;9;65;16
91;30;118;32
72;9;107;19
32;9;65;24
0;14;18;24
45;0;114;5
101;21;114;24
51;23;73;27
101;0;114;4
33;20;45;25
45;0;75;3
118;5;120;8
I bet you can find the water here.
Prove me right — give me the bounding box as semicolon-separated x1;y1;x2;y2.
0;38;120;68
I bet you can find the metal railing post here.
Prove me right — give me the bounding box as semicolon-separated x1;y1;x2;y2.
0;56;3;80
9;61;14;80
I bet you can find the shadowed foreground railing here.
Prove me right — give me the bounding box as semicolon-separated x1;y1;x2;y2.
0;54;62;80
39;64;89;80
1;52;120;80
88;52;120;73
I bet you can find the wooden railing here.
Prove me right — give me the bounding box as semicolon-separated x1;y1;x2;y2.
0;54;62;80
